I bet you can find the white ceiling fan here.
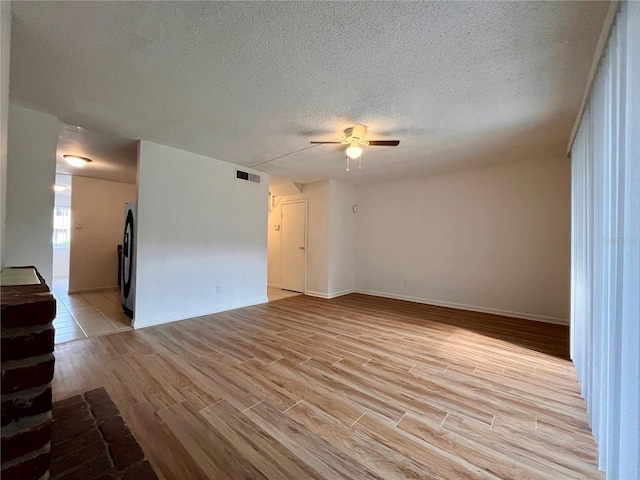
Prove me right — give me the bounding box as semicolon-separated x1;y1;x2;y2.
311;124;400;171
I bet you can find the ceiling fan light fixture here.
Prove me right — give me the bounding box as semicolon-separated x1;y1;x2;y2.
63;155;92;168
345;141;363;159
310;123;399;172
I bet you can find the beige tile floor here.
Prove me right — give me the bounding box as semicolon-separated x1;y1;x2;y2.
52;277;132;344
51;282;297;344
267;286;302;302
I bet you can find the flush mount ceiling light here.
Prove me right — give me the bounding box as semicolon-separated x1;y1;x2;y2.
53;184;68;192
62;155;92;168
311;124;400;171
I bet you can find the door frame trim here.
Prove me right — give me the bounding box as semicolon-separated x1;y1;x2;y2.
280;199;308;294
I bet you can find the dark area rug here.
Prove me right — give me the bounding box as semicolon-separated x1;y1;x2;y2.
51;388;158;480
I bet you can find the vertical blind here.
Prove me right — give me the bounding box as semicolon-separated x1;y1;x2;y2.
570;2;639;479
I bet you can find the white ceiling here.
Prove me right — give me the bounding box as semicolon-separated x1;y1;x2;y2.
10;1;609;186
56;123;138;184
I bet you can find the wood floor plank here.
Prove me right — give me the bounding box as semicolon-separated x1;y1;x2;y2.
113;353;185;410
295;358;406;423
341;359;495;426
353;411;500;480
231;359;301;412
122;400;211;480
271;333;343;365
199;400;324;479
51;293;601;479
146;353;222;410
396;413;551;480
171;354;262;412
243;401;385;480
157;400;269;479
443;413;603;479
264;358;365;426
284;400;435;480
410;362;590;430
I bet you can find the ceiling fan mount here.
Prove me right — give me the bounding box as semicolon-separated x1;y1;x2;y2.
343;124;368;146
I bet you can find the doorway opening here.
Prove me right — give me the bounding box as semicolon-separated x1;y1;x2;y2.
51;123;138;344
52;173;72;291
267;189;306;302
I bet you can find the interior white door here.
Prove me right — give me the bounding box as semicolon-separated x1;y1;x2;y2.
281;201;306;292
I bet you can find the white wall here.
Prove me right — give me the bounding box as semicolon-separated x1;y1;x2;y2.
4;105;59;284
355;156;571;324
267;199;284;287
328;180;356;296
266;202;281;287
0;0;11;267
268;180;330;296
134;141;268;328
68;176;137;292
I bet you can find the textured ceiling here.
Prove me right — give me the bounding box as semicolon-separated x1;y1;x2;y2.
10;1;609;186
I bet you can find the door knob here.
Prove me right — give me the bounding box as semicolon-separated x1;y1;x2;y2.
299;246;305;250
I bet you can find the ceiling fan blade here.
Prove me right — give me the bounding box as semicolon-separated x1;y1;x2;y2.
367;140;400;147
310;141;343;144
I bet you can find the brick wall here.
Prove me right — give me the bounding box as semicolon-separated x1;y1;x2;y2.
1;268;56;480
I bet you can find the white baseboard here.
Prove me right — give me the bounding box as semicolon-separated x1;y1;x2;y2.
304;290;329;299
328;289;355;299
68;285;119;294
355;289;569;326
304;289;354;300
133;296;269;329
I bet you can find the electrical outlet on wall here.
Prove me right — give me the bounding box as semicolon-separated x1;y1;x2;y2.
216;285;221;293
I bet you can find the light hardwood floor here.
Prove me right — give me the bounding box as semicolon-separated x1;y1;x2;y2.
52;294;602;479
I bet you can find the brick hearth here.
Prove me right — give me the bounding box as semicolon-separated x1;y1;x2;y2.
51;387;158;480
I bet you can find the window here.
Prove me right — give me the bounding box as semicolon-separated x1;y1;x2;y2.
53;207;71;249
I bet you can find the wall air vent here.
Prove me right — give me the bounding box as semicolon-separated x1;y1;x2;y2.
236;170;261;184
